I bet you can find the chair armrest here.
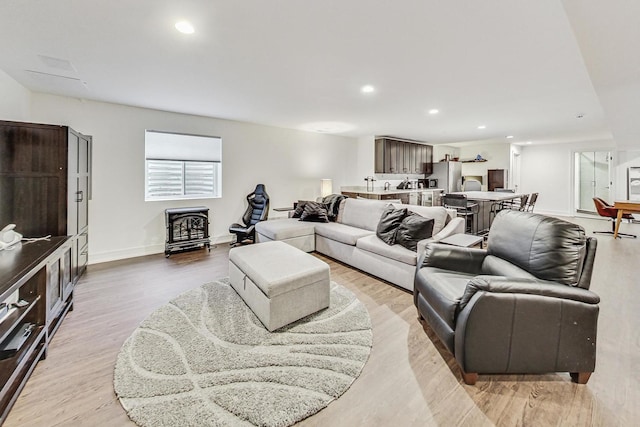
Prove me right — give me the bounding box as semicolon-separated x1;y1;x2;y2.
455;275;600;375
460;275;600;310
418;243;487;275
416;217;465;255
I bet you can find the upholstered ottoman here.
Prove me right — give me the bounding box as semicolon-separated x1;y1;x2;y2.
228;241;330;331
255;218;316;252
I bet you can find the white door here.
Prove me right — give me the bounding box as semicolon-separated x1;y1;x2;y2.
511;151;521;193
575;151;611;213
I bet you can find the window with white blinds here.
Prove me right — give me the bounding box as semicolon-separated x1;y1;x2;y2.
145;130;222;201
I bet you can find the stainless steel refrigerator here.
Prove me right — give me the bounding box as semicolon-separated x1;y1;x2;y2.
430;161;462;193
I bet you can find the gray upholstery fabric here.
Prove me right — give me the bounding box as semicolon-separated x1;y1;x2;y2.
229;241;329;298
340;198;390;231
313;222;374;246
356;234;417;265
229;241;330;332
255;219;315;240
414;210;600;381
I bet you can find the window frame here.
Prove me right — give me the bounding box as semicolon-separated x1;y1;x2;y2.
144;130;222;202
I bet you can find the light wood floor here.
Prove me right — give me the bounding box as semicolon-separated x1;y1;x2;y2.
4;216;639;426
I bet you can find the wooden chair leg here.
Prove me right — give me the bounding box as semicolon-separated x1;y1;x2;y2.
570;372;592;384
461;371;478;385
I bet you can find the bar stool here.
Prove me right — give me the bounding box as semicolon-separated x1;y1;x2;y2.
442;194;478;234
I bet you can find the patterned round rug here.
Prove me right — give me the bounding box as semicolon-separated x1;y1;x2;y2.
114;278;372;427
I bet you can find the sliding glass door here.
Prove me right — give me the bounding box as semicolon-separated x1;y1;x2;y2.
575;151;611;214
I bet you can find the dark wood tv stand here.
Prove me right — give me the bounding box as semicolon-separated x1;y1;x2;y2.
0;237;73;424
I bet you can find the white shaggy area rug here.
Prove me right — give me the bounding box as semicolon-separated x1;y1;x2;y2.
114;278;372;427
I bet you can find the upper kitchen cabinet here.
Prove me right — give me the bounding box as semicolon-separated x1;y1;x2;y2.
374;137;433;174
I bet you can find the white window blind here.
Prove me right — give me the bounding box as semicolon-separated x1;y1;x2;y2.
145;130;222;201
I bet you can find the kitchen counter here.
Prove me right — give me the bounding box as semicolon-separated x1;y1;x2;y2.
341;186;444;195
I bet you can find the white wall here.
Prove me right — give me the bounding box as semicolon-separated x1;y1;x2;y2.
519;139;616;216
0;70;31;121
457;143;511;190
28;94;359;264
615;150;640;200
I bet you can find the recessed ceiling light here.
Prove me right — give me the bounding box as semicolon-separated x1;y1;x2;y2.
361;85;375;94
428;109;439;115
175;21;195;34
300;121;356;134
506;135;514;139
477;125;486;130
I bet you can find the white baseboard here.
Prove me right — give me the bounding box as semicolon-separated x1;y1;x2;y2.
88;234;234;265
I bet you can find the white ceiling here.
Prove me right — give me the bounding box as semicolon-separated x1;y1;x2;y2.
0;0;636;147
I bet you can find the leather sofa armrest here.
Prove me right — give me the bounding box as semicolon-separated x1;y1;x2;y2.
418;243;487;275
455;275;600;375
460;275;600;310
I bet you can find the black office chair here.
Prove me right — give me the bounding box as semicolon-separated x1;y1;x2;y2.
442;194;478;234
229;184;270;245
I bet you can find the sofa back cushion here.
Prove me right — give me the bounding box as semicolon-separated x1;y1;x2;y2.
340;198;392;231
487;210;588;286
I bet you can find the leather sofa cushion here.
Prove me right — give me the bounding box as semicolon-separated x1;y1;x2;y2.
415;267;475;330
314;222;374;246
481;255;537;279
487;210;588;286
356;234;417;265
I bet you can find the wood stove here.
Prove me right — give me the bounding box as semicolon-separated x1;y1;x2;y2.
165;207;211;257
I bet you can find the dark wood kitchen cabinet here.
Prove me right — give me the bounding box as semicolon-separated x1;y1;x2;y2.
374;137;433;174
0;120;92;284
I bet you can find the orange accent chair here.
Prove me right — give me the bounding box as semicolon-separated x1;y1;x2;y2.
592;197;637;238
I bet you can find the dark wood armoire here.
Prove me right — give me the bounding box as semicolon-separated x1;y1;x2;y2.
0;120;91;281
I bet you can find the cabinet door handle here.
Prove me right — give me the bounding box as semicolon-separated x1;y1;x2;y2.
76;191;83;202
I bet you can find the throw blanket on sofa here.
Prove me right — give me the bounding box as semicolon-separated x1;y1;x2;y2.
323;194;348;221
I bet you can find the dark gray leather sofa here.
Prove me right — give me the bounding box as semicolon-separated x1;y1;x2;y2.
414;210;599;385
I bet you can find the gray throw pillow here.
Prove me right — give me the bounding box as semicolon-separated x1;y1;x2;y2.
299;201;329;223
376;205;408;245
395;213;435;251
292;200;311;218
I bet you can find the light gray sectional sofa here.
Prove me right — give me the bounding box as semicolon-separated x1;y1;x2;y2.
256;198;464;291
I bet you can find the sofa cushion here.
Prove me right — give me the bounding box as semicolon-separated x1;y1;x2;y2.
487;210;588;286
314;222;374;246
255;218;315;240
415;267;475;330
356;234;417;265
394;213;435;251
341;198;392;231
376;205;408;245
393;204;449;235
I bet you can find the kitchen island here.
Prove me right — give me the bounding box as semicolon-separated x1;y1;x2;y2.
341;186;444;206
